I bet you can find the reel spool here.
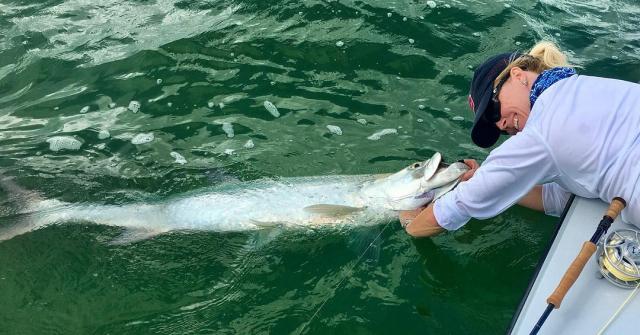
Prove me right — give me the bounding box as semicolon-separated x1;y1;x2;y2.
597;229;640;289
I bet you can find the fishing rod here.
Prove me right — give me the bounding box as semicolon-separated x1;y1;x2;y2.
530;197;626;335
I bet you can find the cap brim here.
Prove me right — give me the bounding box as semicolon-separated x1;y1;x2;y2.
470;89;500;148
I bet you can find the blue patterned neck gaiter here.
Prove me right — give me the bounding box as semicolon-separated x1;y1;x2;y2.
530;67;577;107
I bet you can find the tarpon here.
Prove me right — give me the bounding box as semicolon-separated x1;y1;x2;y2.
0;152;468;243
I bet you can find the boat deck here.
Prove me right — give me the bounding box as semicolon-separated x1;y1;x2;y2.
509;196;639;334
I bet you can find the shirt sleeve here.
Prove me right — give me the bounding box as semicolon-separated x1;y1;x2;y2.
433;128;557;230
542;182;571;216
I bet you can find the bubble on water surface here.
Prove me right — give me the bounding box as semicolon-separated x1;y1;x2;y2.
326;125;343;135
222;122;234;138
46;136;82;152
80;106;89;113
170;152;187;164
98;130;110;139
336;41;344;47
263;101;280;117
156;78;163;85
128;101;141;113
409;38;415;44
367;128;398;140
131;133;154;144
427;1;437;8
243;139;255;149
452;116;464;121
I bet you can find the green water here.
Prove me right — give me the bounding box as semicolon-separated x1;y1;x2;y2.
1;0;639;334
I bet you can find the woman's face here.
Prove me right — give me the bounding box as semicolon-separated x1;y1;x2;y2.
493;67;538;135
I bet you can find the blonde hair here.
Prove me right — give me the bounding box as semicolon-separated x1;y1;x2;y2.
494;41;570;87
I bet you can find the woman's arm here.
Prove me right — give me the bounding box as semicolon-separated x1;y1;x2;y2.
518;185;544;211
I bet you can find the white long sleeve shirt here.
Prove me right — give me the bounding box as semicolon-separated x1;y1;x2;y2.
434;74;640;230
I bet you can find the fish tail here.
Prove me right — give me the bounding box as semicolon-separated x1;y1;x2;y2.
0;175;67;242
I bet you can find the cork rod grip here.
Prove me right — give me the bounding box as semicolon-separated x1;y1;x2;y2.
605;197;626;220
546;241;597;308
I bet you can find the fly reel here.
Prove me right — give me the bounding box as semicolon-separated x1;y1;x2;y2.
596;228;640;289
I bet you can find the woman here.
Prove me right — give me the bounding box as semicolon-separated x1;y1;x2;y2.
402;41;640;237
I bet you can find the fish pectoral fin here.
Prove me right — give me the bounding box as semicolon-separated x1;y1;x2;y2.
303;204;365;217
250;220;286;229
108;228;164;245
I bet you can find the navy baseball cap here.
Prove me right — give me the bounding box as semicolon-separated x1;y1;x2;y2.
469;52;522;148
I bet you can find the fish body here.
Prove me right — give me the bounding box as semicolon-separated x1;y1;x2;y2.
0;152;468;242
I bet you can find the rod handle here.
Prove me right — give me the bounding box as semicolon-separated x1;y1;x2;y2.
546;241;597;308
605;197;626;220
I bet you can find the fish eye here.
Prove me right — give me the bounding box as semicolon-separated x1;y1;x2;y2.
410;162;421;169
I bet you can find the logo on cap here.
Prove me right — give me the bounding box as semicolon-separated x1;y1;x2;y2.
468;94;475;113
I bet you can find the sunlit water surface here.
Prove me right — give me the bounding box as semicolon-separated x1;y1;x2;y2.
1;0;639;333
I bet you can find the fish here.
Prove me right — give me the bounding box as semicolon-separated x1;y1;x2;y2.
0;152;468;243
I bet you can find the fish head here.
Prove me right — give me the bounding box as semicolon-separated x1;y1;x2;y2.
363;152;469;210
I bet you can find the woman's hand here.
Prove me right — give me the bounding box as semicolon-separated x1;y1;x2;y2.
399;205;445;237
399;207;425;228
460;159;479;182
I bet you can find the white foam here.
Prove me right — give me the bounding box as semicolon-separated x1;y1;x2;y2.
452;116;464;121
219;102;225;109
326;125;343;135
224;149;235;155
409;38;415;44
98;129;110;139
108;102;117;108
95;143;106;150
243;139;255;149
387;12;392;17
427;1;437;8
402;17;407;21
170;152;187;164
80;106;89;113
206;101;215;108
336;40;344;47
418;104;425;110
222;122;234;138
46;136;82;151
357;118;367;125
263;101;280;117
444;107;451;112
367;128;398;140
131;133;154;144
128;100;141;113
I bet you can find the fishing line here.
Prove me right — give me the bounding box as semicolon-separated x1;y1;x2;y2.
298;218;394;335
596;281;640;335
